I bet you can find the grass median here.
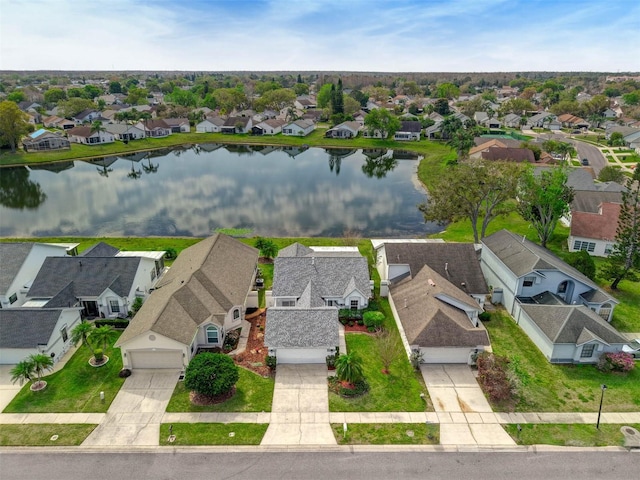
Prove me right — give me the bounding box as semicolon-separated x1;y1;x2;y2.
505;423;640;447
159;423;267;445
332;423;439;445
0;424;98;446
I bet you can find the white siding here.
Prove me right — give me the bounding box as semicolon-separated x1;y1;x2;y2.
419;347;474;364
119;332;189;369
275;348;327;364
129;350;183;369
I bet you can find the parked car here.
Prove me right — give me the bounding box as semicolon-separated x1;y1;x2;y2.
622;339;640;359
581;158;589;165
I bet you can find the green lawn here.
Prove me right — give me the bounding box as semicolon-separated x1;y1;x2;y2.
485;310;640;412
329;333;428;412
0;424;98;446
332;423;439;445
165;367;274;412
159;423;267;445
3;339;125;413
504;423;640;447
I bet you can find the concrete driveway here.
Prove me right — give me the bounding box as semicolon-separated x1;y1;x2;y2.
261;364;336;445
82;369;180;446
0;365;23;412
421;364;515;447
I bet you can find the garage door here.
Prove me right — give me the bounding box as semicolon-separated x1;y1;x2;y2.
421;347;471;364
276;348;327;364
129;350;183;369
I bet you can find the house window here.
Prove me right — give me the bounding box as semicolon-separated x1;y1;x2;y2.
557;281;568;294
604;244;614;255
109;300;120;313
60;325;68;342
233;309;240;320
206;325;219;344
281;300;295;307
522;277;536;287
9;293;18;304
327;300;336;307
151;269;156;281
580;344;595;358
573;240;596;252
350;300;359;310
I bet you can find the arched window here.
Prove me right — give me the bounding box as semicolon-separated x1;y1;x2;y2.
233;309;240;320
206;325;219;344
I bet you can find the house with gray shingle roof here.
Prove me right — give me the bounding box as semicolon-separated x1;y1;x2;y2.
115;234;258;370
0;242;72;308
481;230;627;363
389;265;489;364
265;243;370;364
0;308;81;365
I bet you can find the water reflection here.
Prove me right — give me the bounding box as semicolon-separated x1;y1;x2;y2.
0;146;437;238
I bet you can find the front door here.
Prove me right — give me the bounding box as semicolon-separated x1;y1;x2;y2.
82;301;99;318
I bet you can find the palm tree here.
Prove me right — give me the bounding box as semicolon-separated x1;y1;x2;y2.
90;325;118;352
140;111;152;137
10;359;34;386
28;353;54;390
71;321;95;353
447;129;475;161
142;158;158;174
127;160;142;180
335;353;364;386
90;120;106;144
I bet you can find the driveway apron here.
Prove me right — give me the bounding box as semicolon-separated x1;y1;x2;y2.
421;364;515;447
82;369;180;447
261;364;336;445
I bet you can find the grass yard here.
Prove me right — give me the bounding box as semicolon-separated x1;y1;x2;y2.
485;310;640;412
329;333;428;412
0;424;98;446
3;339;125;413
159;423;267;445
332;423;439;445
165;367;274;412
504;423;640;447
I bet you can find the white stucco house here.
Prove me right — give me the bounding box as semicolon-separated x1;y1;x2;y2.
196;116;225;133
66;126;115;145
115;234;259;370
0;242;75;309
264;243;371;364
0;308;82;365
105;123;146;141
282;119;316;137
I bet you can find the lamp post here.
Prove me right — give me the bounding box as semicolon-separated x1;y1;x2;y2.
596;384;607;430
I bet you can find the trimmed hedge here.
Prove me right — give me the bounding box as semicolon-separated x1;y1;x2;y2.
94;319;129;329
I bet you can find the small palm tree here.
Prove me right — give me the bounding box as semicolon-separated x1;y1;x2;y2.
90;120;106;143
335;353;364;386
71;321;95;353
28;353;54;389
90;325;118;352
10;359;34;386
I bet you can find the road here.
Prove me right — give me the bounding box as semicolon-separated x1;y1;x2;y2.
572;139;607;174
1;450;638;479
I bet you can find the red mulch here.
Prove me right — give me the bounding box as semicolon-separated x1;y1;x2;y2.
189;386;236;406
343;323;370;333
233;310;272;377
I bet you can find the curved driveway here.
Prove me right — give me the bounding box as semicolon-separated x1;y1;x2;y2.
572;139;607;174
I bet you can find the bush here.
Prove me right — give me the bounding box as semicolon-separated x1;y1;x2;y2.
130;297;144;316
597;352;635;373
565;250;596;280
94;319;129;329
118;368;132;378
184;353;239;397
363;311;385;330
265;355;277;370
326;354;337;368
164;247;177;260
223;329;241;352
410;349;424;370
339;309;363;321
479;311;491;322
476;352;516;403
328;376;369;397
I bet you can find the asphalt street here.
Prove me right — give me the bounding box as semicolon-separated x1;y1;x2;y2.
572;139;607;174
1;450;637;480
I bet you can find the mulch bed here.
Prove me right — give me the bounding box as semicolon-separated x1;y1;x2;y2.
233;310;272;377
189;386;236;406
343;323;371;333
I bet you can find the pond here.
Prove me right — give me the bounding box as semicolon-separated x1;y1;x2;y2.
0;144;440;238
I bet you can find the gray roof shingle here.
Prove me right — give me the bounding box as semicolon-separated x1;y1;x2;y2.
264;308;339;348
0;243;34;292
0;309;63;348
81;242;120;257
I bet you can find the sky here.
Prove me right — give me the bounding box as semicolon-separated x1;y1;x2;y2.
1;0;639;72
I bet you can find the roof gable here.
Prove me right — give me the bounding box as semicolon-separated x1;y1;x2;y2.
0;308;64;348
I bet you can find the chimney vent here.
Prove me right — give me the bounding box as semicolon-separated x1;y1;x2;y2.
428;278;436;287
445;262;448;271
404;298;407;308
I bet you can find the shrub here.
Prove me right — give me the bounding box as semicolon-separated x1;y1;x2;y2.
478;311;491;322
363;311;385;330
130;297;144;316
265;355;277;370
597;352;635;373
184;353;239;397
164;247;177;260
94;319;129;329
94;349;104;362
565;250;596;280
335;353;364;385
118;368;132;378
328;376;369;397
476;352;516;403
325;354;337;368
410;349;424;370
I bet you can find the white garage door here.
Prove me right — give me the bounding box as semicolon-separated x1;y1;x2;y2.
421;347;471;364
129;350;183;369
276;348;327;364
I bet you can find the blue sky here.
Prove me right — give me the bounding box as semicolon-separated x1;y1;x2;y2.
1;0;638;71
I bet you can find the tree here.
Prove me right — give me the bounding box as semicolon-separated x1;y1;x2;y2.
7;91;26;103
0;100;30;152
433;98;450;116
109;81;122;94
71;321;95;352
499;98;535;116
375;330;403;375
28;353;54;390
83;84;102;100
335;352;364;386
361;153;398;179
608;131;625;147
90;120;105;142
440;115;462;140
43;88;67;105
435;82;460;100
598;166;626;184
293;83;309;95
58;97;95;118
184;352;239;398
447;129;475;160
254;237;278;260
419;161;523;243
565;250;596;280
364;108;401;138
125;87;149;105
520;141;541;162
255;88;296;112
332;78;344;115
212;88;247;115
10;360;34;386
603;163;640;289
316;83;334;108
90;325;118;351
517;166;574;248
